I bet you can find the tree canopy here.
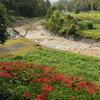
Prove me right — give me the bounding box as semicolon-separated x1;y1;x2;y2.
1;0;51;17
0;2;9;44
67;0;100;12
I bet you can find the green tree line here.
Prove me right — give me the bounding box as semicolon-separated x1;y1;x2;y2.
0;2;9;44
67;0;100;12
51;0;100;12
0;0;51;17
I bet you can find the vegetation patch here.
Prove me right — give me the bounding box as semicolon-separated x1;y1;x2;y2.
0;61;100;100
72;11;100;40
0;37;37;58
44;11;93;38
44;11;100;41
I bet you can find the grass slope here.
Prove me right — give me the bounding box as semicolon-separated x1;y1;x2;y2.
1;48;100;84
72;11;100;40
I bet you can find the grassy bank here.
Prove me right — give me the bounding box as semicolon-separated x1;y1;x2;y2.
1;48;100;83
1;48;100;99
72;11;100;40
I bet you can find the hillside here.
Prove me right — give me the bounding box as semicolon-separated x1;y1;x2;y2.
0;0;100;99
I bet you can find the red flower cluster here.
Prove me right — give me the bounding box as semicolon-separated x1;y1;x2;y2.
23;93;30;98
0;61;100;100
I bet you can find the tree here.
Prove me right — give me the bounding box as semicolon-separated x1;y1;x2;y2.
1;0;51;17
91;0;100;10
46;8;53;19
23;20;35;37
56;3;65;11
66;0;100;12
74;8;80;14
45;0;51;8
0;2;9;44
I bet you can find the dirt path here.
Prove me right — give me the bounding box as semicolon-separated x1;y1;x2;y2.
13;19;100;57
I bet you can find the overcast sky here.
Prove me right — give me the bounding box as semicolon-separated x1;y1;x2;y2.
50;0;59;3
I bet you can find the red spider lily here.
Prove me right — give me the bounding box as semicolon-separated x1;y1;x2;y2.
31;74;39;77
42;83;48;86
98;93;100;96
12;72;16;75
1;61;100;100
63;72;66;74
13;77;18;79
43;85;51;92
33;92;47;100
38;78;44;82
75;77;80;80
31;80;35;83
74;88;78;92
0;71;12;78
42;92;47;98
33;97;42;100
23;93;30;98
26;78;31;81
70;97;75;100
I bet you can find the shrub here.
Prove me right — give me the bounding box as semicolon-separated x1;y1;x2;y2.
45;12;94;38
66;14;73;20
0;3;9;44
74;8;80;14
46;8;53;20
67;24;76;35
45;13;78;36
0;61;100;100
45;11;61;33
58;26;68;35
77;20;93;29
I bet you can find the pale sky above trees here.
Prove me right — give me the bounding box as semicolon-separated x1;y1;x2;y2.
50;0;59;3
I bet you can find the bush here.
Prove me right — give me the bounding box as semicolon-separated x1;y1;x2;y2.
0;3;9;44
46;8;53;20
45;11;61;33
58;26;68;35
45;12;78;36
74;8;80;14
45;12;94;38
77;20;93;29
0;61;100;100
67;24;76;35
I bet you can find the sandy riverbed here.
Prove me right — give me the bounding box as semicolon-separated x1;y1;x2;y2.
13;19;100;57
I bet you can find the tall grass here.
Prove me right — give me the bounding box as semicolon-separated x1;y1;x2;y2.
1;48;100;83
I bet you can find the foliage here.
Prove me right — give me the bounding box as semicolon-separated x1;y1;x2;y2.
51;0;69;11
46;8;53;20
77;20;93;29
45;11;93;37
66;0;100;12
72;11;100;40
45;11;61;33
74;8;80;14
0;2;9;44
0;61;100;100
55;3;65;11
91;0;100;10
1;0;51;17
46;0;51;8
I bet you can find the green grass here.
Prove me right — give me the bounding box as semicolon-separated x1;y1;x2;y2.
72;11;100;40
72;11;100;23
78;24;100;40
1;48;100;84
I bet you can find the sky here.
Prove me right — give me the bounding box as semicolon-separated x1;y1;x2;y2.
50;0;59;3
